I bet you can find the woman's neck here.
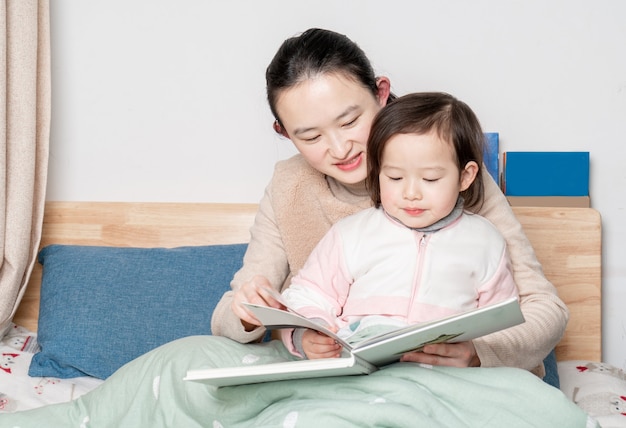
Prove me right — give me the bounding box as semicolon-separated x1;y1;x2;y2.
326;176;370;204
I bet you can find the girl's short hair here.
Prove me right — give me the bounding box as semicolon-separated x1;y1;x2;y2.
266;28;392;127
366;92;485;211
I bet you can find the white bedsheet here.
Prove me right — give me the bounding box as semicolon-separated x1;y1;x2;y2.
0;324;102;413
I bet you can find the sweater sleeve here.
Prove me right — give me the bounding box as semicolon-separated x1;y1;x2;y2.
210;185;290;343
471;173;569;376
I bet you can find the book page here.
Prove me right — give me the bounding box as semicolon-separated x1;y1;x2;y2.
244;297;523;367
352;297;523;366
243;303;352;349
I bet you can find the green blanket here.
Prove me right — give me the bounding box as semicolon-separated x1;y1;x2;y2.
2;336;596;428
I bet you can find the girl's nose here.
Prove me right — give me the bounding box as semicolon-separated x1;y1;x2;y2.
403;180;422;200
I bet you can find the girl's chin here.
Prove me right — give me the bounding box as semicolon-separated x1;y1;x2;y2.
395;215;431;229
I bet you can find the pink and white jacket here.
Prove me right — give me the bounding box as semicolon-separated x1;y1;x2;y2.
281;207;518;356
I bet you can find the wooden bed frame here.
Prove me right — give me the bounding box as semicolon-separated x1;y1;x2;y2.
13;202;602;362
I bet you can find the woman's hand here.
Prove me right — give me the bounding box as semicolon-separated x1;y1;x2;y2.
400;341;481;368
232;275;285;331
302;329;342;359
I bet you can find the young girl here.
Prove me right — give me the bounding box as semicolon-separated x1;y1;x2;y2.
213;28;567;378
280;92;519;360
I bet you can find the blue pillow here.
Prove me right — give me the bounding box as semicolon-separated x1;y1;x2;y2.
542;348;560;389
28;243;247;379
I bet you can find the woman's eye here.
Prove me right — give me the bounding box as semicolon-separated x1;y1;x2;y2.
423;178;439;183
342;117;358;127
303;135;321;143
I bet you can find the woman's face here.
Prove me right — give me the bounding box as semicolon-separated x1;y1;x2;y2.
275;72;389;184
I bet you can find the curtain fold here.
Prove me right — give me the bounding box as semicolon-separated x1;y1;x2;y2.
0;0;50;335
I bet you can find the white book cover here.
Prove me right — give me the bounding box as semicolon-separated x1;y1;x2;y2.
184;297;524;387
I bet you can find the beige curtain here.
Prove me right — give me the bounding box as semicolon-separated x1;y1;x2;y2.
0;0;50;336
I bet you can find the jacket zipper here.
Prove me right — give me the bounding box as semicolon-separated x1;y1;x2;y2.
408;232;428;322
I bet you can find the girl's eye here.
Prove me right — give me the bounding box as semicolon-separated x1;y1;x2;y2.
387;175;402;181
423;178;439;183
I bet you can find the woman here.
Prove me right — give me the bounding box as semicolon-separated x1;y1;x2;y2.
211;27;568;379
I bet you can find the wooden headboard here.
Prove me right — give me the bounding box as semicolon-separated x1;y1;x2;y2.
512;207;602;362
13;202;602;362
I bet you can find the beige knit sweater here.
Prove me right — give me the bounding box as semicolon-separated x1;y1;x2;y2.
211;155;569;377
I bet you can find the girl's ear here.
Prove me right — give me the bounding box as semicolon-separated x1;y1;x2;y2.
459;161;479;191
375;77;391;107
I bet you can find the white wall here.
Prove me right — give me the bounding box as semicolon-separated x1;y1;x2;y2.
48;1;626;369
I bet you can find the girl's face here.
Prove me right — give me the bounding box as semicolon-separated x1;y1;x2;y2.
379;131;477;229
275;72;389;184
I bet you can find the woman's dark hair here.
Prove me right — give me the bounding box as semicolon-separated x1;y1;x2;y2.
366;92;485;212
266;28;394;127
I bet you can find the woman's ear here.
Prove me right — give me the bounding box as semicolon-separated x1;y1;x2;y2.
459;161;479;191
376;77;391;107
273;120;289;138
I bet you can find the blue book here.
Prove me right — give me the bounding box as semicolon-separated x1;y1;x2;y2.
483;133;499;184
503;152;589;196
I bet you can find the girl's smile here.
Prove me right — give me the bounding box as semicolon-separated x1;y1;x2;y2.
403;207;425;216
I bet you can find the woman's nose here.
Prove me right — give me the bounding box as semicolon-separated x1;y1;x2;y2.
327;132;351;158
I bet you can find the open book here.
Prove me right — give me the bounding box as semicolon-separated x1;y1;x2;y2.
184;296;524;387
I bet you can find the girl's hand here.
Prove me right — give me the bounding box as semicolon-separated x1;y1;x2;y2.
232;275;285;331
302;329;343;359
399;341;481;367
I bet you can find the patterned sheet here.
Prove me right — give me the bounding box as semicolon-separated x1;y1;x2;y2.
0;324;102;413
558;360;626;428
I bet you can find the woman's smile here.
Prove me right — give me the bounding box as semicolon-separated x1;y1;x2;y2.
334;152;363;172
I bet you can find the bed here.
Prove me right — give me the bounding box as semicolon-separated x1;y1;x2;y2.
1;202;621;427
